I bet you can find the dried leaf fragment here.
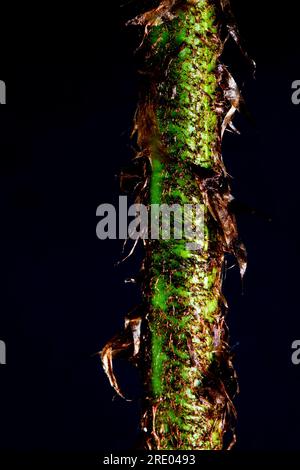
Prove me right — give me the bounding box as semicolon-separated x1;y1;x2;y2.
100;330;133;400
100;314;142;399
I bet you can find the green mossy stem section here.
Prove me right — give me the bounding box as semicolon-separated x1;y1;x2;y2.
141;0;234;450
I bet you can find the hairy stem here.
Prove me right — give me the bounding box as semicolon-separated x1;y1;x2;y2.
138;0;240;450
102;0;248;451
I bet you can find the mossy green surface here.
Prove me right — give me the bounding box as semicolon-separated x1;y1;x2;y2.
142;1;229;450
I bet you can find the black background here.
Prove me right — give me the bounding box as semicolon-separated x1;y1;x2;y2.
0;0;300;459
